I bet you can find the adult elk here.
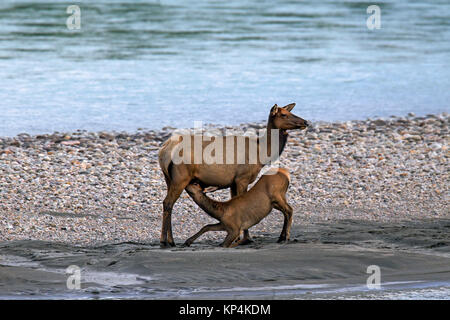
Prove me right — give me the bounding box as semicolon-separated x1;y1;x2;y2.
158;103;308;247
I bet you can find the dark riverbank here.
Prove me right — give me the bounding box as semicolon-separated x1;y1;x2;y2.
0;219;449;299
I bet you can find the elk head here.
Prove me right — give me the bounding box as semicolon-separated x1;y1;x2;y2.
185;181;204;196
269;103;309;130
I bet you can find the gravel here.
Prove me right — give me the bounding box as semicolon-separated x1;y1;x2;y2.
0;113;448;245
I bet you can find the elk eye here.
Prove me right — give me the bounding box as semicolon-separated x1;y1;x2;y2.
281;114;287;118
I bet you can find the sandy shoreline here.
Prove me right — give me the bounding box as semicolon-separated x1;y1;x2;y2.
0;219;449;299
0;113;449;245
0;114;449;299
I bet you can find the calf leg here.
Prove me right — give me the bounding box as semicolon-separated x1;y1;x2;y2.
183;223;224;247
240;230;253;245
274;196;293;243
220;230;241;248
230;234;256;248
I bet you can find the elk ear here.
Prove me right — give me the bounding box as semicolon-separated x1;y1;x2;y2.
283;103;295;112
270;104;279;116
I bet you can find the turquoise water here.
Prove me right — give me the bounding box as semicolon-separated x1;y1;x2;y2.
0;0;449;136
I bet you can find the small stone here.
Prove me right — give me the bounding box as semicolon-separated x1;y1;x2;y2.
61;140;80;146
430;142;442;150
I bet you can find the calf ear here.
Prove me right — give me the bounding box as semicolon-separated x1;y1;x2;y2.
270;104;279;116
283;103;295;111
204;186;219;193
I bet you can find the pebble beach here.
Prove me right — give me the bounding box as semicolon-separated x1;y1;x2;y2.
0;113;448;246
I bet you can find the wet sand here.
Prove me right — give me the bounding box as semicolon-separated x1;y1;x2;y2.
1;219;448;299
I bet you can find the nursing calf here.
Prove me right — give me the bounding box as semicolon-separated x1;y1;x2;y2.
184;168;293;248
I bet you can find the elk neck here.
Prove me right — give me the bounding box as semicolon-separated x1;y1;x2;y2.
188;190;225;221
257;117;288;164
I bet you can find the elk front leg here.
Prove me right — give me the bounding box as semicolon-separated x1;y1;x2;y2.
232;180;254;245
184;223;224;247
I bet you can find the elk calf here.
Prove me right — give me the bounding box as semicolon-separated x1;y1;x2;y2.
184;168;293;248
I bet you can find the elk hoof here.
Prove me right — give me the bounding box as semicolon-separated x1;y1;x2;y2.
160;241;176;248
160;241;169;248
239;238;254;245
277;237;287;243
183;241;192;247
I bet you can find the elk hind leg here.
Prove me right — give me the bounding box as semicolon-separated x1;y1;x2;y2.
274;196;293;243
161;177;190;247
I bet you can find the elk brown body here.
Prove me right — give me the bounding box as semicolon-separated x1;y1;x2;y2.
184;168;293;248
158;103;308;247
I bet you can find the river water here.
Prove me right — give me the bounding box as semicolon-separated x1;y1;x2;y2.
0;0;449;136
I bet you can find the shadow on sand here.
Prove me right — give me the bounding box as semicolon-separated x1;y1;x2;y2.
0;219;449;299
